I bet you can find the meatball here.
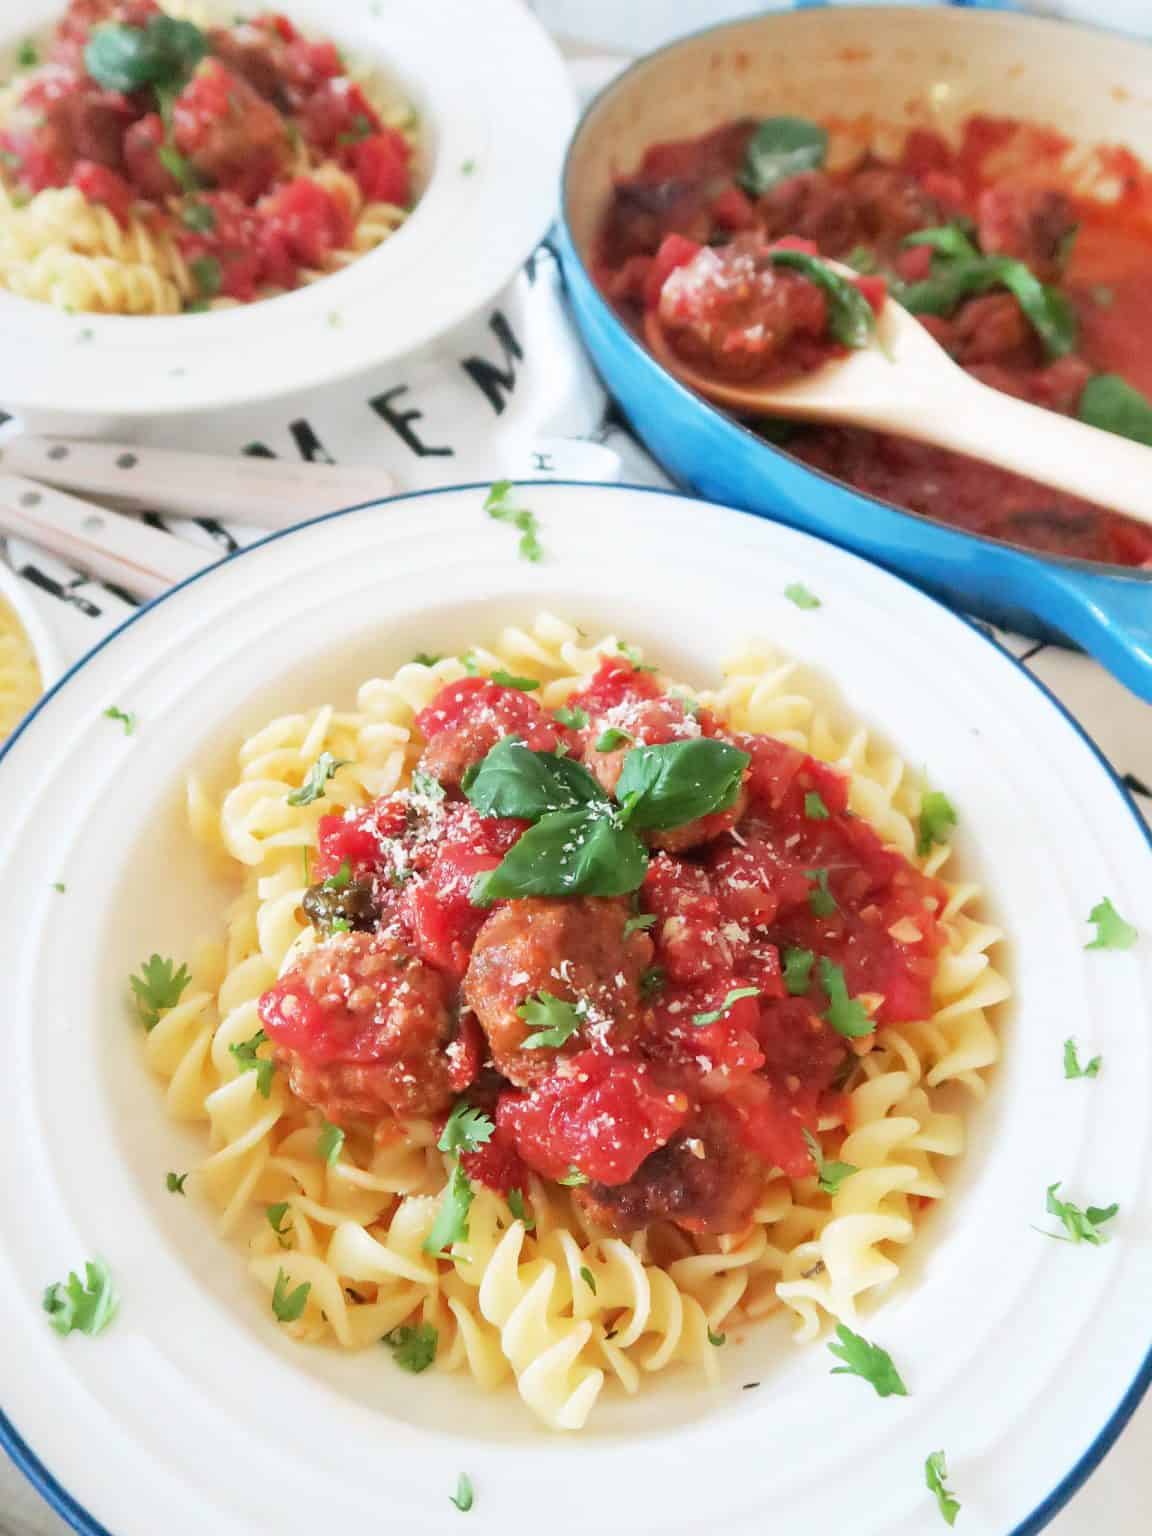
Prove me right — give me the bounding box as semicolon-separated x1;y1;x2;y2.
976;184;1076;284
172;59;292;201
658;242;831;383
574;1104;764;1236
759;171;861;254
463;897;653;1087
415;677;574;792
951;292;1033;366
258;930;469;1120
647;787;748;854
850;167;941;241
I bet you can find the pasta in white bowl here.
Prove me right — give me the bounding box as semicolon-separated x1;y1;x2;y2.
0;483;1148;1536
0;0;574;427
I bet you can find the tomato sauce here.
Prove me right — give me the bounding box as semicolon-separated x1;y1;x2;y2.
596;113;1152;568
259;659;949;1233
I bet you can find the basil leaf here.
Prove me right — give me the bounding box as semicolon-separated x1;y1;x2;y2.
767;249;876;349
902;224;978;262
615;738;749;831
85;16;206;93
740;116;828;197
902;255;1076;358
463;737;604;821
1078;373;1152;447
471;805;647;905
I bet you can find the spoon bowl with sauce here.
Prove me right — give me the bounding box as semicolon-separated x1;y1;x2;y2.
644;254;1152;532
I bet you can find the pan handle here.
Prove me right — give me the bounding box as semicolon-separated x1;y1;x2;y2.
1027;564;1152;705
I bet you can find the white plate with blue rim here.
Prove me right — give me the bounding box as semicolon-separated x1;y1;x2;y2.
0;481;1149;1535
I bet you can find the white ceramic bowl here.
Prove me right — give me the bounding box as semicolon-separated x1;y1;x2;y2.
1;483;1150;1536
0;0;574;431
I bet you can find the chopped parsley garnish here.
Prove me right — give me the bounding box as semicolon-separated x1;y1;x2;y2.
925;1450;961;1527
323;859;352;892
189;252;223;298
411;769;446;802
1063;1038;1102;1080
104;704;136;734
820;959;873;1038
461;650;480;675
17;39;39;69
450;1473;474;1513
130;953;191;1028
1039;1182;1118;1246
180;199;216;233
484;480;542;562
782;946;815;996
317;1119;345;1165
580;1265;597;1295
336;112;374;145
804;791;830;820
554;705;589;730
438;1102;495;1154
384;1322;438;1373
803;1129;858;1196
692;986;759;1027
423;1162;475;1255
639;965;666;1000
1085;897;1138;951
42;1259;118;1337
52;881;66;893
489;669;540;691
271;1267;310;1323
461;159;476;175
595;727;633;752
623;912;657;938
617;643;658;673
707;1328;726;1346
165;1171;188;1195
287;752;349;806
507;1188;535;1230
266;1203;291;1245
917;789;957;857
229;1028;275;1097
805;867;837;917
412;651;442;666
557;1166;588;1187
518;992;585;1050
827;1323;907;1396
329;917;351;934
784;582;820;610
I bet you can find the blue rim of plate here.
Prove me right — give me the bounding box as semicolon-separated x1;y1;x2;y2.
1;479;1149;1536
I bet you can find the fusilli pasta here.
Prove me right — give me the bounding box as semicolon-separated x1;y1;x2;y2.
0;3;419;315
0;594;41;743
147;613;1006;1429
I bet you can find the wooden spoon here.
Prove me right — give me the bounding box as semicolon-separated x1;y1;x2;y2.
644;279;1152;529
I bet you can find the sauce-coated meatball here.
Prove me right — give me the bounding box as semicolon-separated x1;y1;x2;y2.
574;1104;764;1236
259;930;471;1120
463;897;653;1087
